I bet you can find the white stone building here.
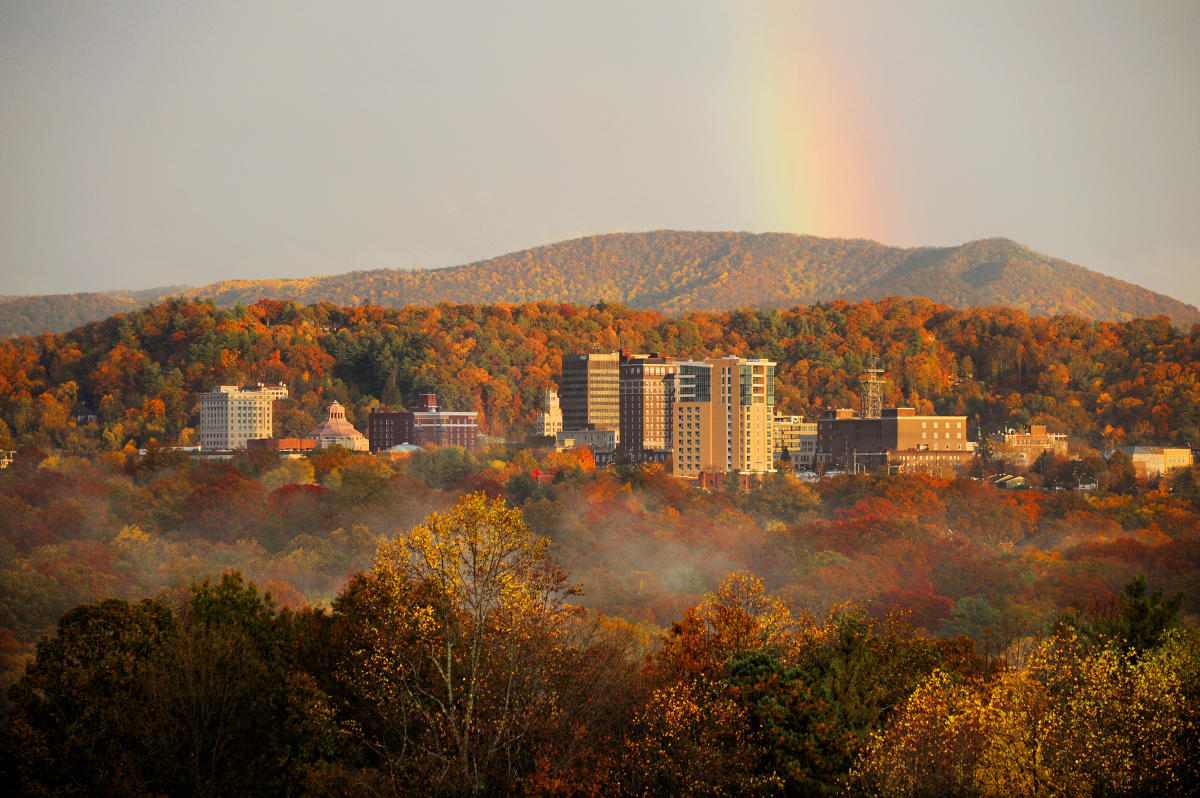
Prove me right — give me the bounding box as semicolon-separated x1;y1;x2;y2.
198;384;288;451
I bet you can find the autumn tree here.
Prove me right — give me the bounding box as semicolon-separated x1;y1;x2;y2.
330;492;622;796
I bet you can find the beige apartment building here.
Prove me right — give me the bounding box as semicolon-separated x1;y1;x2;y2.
198;383;288;451
673;357;776;479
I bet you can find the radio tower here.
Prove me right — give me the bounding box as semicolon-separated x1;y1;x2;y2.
860;355;884;419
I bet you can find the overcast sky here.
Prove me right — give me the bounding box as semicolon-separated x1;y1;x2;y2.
2;1;1198;307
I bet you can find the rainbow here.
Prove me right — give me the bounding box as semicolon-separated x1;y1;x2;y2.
728;9;894;242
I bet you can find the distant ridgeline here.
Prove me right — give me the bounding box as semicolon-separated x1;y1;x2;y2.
3;231;1197;337
1;296;1198;455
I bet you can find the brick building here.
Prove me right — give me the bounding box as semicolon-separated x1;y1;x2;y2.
817;407;975;474
368;394;481;453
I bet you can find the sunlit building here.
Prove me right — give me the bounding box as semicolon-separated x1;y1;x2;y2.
773;414;818;467
368;394;480;452
1110;446;1193;479
198;383;288;451
535;390;563;438
309;401;369;451
994;424;1068;466
672;357;776;479
560;352;620;433
619;353;680;464
817;407;974;474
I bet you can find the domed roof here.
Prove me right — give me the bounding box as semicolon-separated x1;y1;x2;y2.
308;402;366;440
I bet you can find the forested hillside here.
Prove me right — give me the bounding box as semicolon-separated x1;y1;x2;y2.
1;297;1197;455
2;297;1200;793
4;232;1197;336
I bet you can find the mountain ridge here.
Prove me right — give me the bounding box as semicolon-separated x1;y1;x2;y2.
3;231;1196;337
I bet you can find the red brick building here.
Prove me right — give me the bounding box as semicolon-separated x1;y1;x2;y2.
368;394;481;453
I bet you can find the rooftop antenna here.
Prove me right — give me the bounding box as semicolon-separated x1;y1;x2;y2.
860;354;884;419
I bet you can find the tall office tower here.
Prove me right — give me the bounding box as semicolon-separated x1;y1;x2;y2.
535;390;563;438
198;383;289;451
672;357;776;478
560;352;620;433
619;354;680;462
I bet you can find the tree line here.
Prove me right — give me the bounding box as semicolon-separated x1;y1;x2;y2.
2;494;1195;796
2;297;1199;453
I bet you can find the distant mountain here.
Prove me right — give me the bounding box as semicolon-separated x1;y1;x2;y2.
3;232;1196;337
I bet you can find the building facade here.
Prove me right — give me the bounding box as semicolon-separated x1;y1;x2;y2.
619;354;680;463
560;352;620;433
672;357;776;479
817;407;974;474
773;415;819;467
535;390;563;438
994;424;1068;465
198;383;288;451
368;394;481;453
308;402;369;451
1111;446;1193;479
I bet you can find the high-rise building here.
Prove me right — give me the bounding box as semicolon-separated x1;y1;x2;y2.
672;357;776;479
619;354;680;463
816;407;974;474
198;383;288;451
560;352;619;432
535;390;563;438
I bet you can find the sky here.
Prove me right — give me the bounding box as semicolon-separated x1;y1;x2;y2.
2;0;1198;307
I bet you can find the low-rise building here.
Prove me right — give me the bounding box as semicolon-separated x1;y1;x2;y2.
817;407;975;474
1110;446;1193;479
556;428;618;452
993;424;1068;466
368;394;481;453
308;402;369;451
773;414;818;467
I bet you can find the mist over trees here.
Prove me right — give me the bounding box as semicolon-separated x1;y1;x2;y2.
2;296;1200;792
2;493;1197;795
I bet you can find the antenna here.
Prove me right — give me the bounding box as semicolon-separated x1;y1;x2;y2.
860;354;884;419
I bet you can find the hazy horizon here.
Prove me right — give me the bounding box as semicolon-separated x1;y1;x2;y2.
3;1;1198;306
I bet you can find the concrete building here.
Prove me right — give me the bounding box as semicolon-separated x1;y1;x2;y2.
619;353;680;464
672;357;776;479
773;415;818;467
560;352;620;433
1110;446;1193;479
367;394;481;453
308;402;369;451
817;407;975;474
535;390;563;438
556;428;619;452
994;424;1068;466
198;383;288;451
